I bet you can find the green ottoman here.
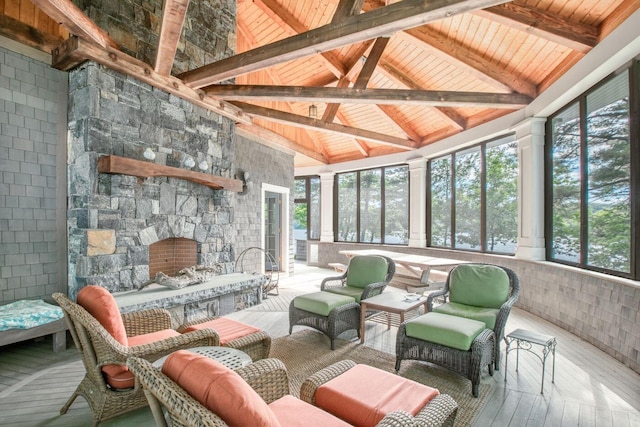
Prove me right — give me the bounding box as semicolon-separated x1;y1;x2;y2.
396;312;495;397
289;291;361;350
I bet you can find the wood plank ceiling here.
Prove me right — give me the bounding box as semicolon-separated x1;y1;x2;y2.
1;0;637;168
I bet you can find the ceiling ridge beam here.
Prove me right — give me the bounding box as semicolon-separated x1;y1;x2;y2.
179;0;511;88
206;85;532;107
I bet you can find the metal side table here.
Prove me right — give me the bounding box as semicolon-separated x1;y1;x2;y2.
504;328;557;394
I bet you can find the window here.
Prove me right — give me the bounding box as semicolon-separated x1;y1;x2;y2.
547;64;637;279
294;176;320;259
428;137;518;254
336;166;409;244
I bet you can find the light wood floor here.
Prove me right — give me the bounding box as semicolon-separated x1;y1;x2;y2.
1;263;638;426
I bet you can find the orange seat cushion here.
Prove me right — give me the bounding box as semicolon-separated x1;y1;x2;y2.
101;330;181;390
315;364;440;427
182;317;261;345
77;285;128;346
269;395;352;427
162;350;281;427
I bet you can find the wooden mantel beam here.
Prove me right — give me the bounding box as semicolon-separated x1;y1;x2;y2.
51;36;251;125
179;0;510;88
98;155;243;192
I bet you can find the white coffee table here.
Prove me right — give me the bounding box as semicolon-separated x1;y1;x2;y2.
153;346;252;370
360;292;428;344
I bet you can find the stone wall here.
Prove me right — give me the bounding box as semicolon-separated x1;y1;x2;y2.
313;242;640;373
72;0;236;75
0;45;66;304
67;62;238;298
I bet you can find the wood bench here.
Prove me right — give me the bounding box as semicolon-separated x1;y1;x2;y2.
328;262;348;272
0;318;67;352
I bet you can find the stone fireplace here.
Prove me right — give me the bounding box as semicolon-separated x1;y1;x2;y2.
148;238;198;279
67;61;241;303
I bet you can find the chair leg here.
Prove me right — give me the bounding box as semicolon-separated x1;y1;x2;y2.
60;391;80;415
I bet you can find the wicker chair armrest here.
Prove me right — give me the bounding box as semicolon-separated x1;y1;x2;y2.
426;289;449;311
236;358;290;404
375;410;414;426
127;357;228;427
299;359;357;404
175;316;222;333
321;274;347;290
360;282;387;300
126;329;217;361
122;308;173;336
413;394;459;427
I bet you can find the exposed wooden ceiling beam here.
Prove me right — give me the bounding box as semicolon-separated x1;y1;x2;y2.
322;77;351;122
205;85;532;108
375;104;422;142
332;0;367;22
0;14;63;54
30;0;119;49
474;2;598;53
335;111;371;157
232;102;417;150
154;0;190;75
237;18;331;160
179;0;510;88
400;26;538;98
51;36;251;125
377;60;467;130
250;0;347;78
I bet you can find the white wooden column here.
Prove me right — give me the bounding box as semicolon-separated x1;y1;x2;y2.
514;117;546;260
407;158;427;247
319;172;335;243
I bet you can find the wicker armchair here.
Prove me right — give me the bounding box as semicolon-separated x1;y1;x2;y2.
426;263;520;369
127;356;290;427
322;255;395;308
52;291;217;426
301;360;459;427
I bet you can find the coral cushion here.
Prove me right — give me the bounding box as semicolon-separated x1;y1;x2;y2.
181;317;261;345
269;395;351;427
162;350;281;427
315;364;439;427
77;285;128;346
103;330;181;390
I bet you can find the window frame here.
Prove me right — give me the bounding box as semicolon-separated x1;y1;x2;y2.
293;175;320;242
333;164;410;245
544;59;639;280
427;134;518;255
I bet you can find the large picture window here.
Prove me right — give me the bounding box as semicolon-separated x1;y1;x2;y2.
428;137;518;254
547;64;637;279
336;166;409;245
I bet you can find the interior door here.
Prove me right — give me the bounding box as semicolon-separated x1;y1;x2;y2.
264;191;281;271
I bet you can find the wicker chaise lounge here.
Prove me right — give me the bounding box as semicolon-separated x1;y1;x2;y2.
127;352;457;427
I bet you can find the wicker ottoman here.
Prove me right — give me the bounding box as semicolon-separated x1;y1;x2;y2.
289;291;361;350
177;317;271;361
395;312;495;397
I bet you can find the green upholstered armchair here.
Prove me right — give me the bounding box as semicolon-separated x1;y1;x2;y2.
426;263;520;369
321;255;395;303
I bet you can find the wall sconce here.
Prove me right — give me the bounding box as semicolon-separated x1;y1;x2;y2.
237;170;253;195
143;147;156;160
198;160;209;171
309;104;317;119
183;156;195;168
